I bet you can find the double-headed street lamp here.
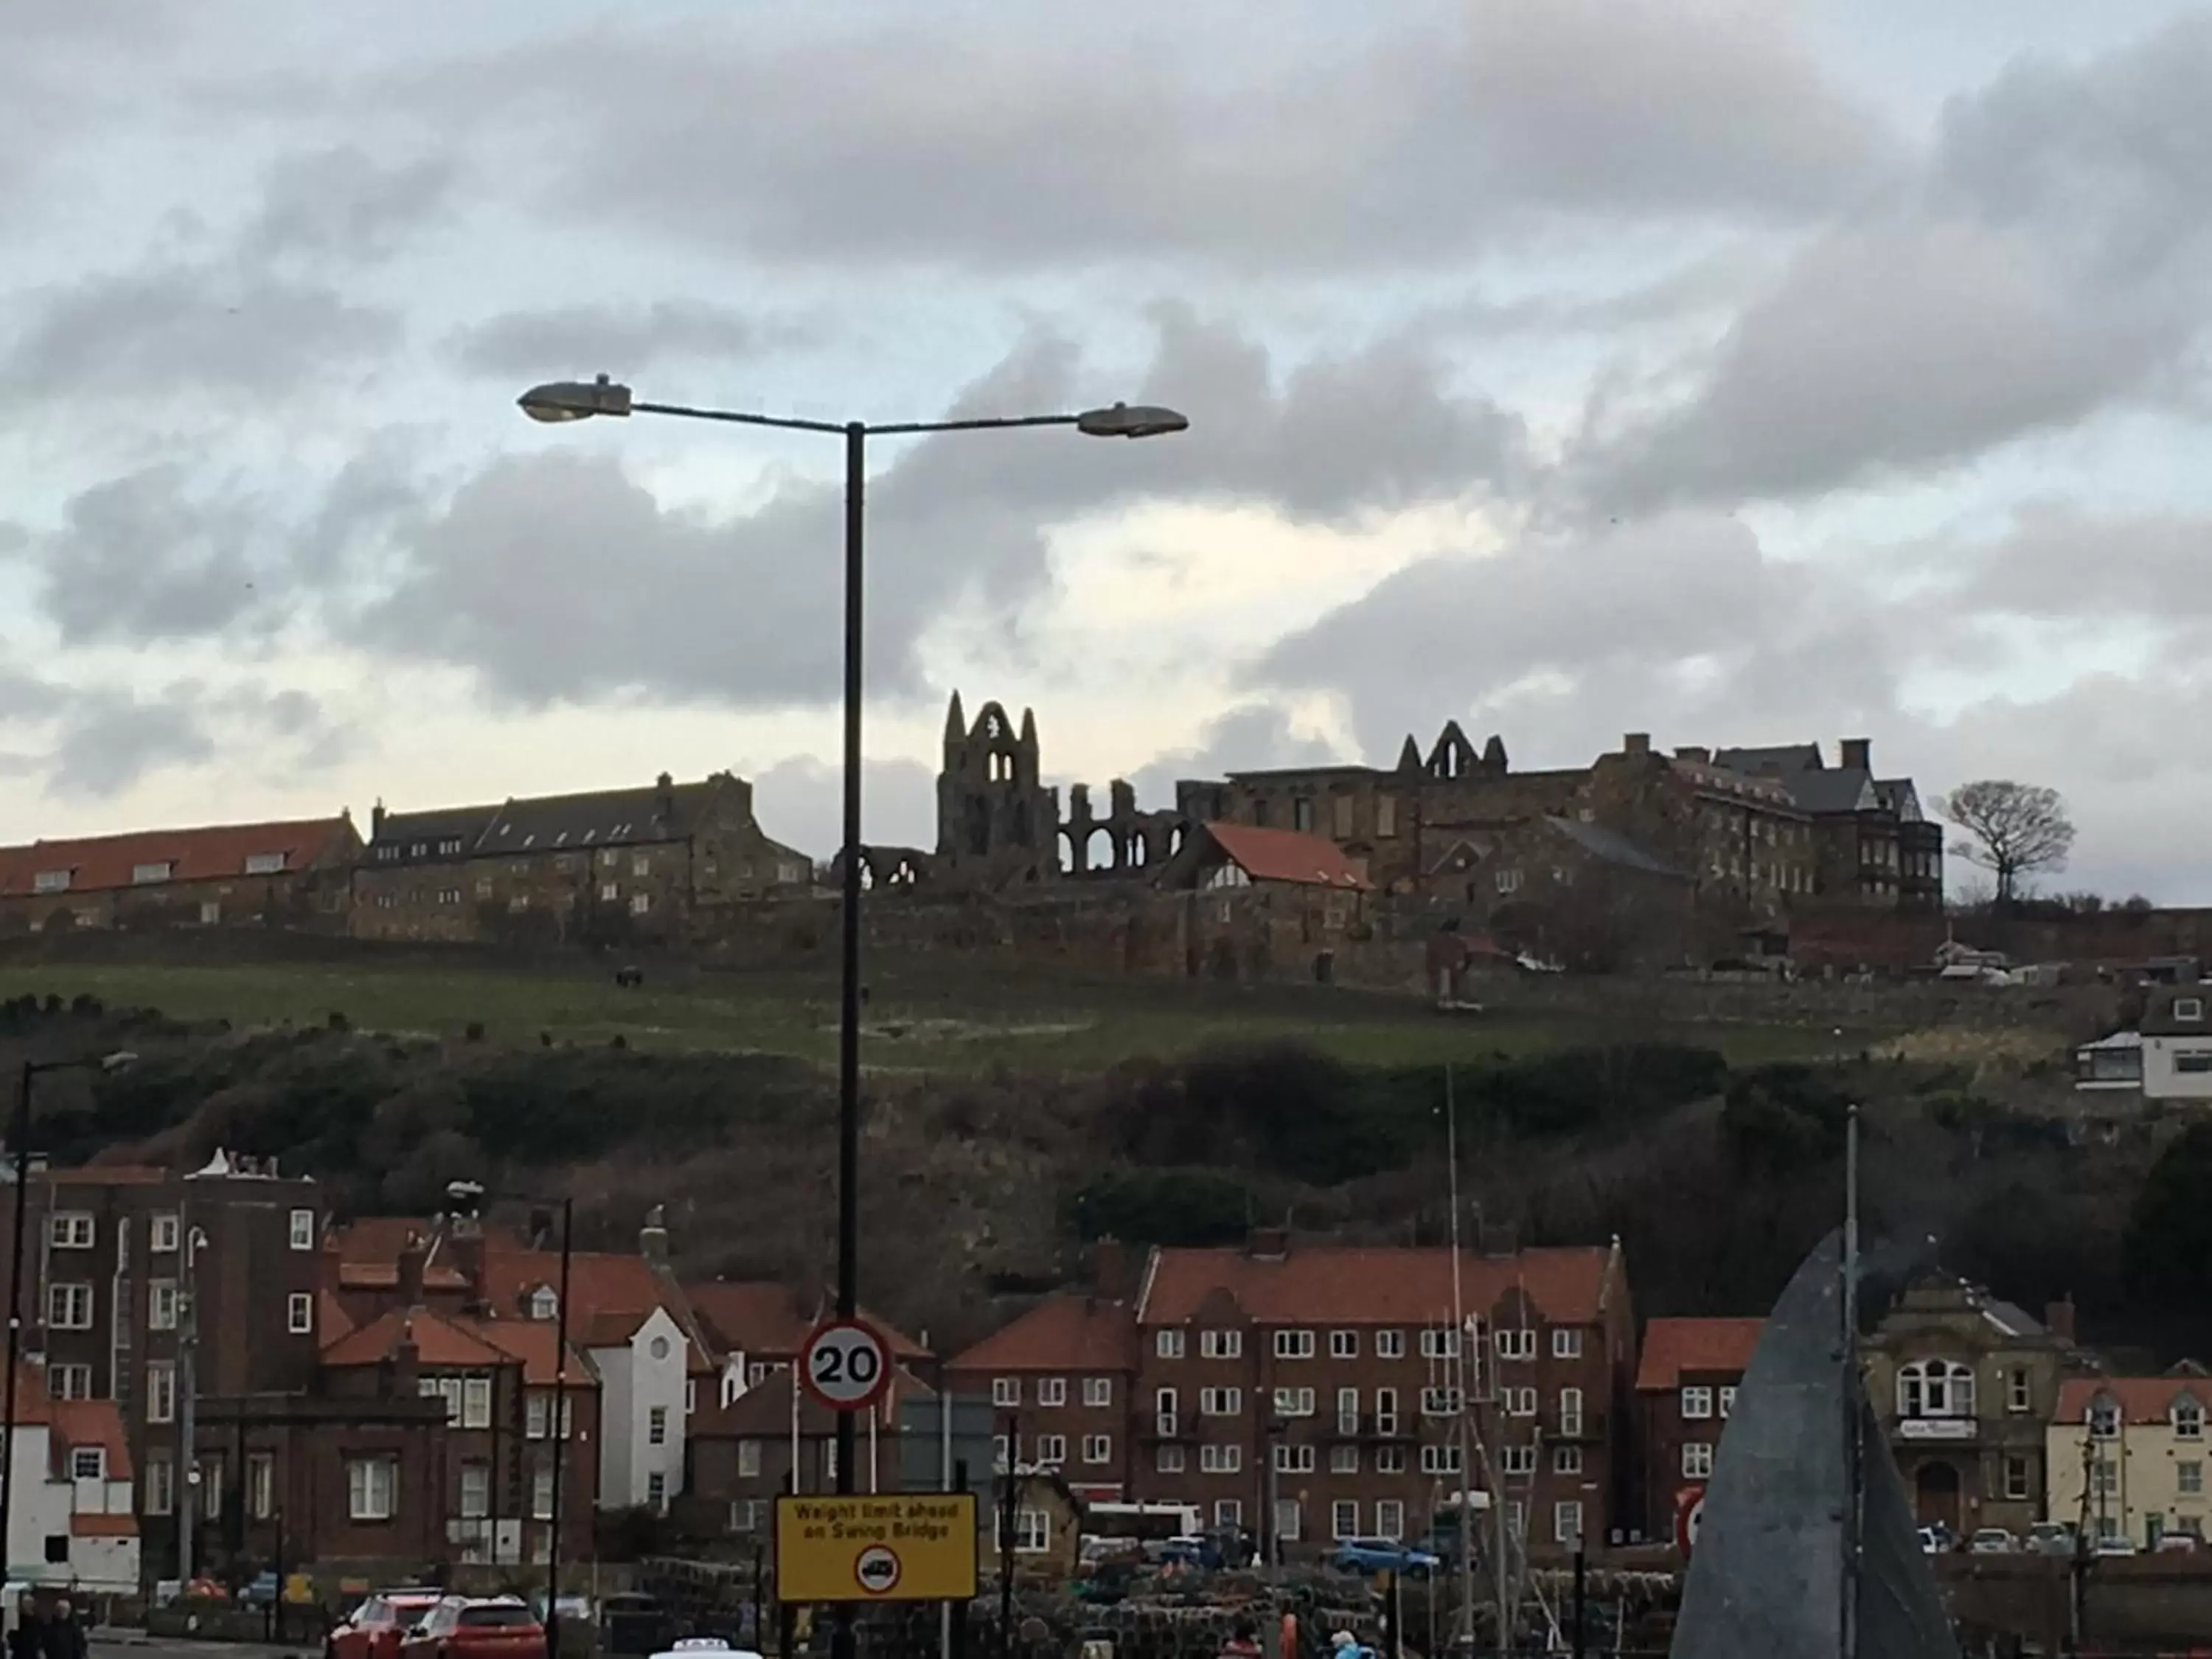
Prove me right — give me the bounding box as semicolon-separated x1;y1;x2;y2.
516;375;1186;1644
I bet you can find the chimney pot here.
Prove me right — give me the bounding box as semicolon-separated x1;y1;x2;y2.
1624;733;1652;757
2045;1298;2077;1345
397;1232;427;1306
1246;1227;1290;1261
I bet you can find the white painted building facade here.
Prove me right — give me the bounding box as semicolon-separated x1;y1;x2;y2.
590;1305;691;1512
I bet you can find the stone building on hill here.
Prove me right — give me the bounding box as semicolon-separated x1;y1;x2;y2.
0;815;360;936
349;770;810;945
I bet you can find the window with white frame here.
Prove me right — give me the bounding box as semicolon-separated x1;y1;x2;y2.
1155;1444;1186;1473
2177;1400;2205;1440
1495;1327;1536;1362
2091;1459;2118;1498
150;1214;179;1253
1375;1387;1399;1433
49;1214;94;1250
2181;1461;2205;1498
1420;1444;1461;1475
992;1377;1020;1408
992;1436;1009;1471
143;1455;173;1517
1082;1434;1112;1464
69;1448;103;1481
1331;1444;1359;1474
1200;1387;1242;1416
1551;1327;1584;1360
1274;1498;1302;1542
1330;1330;1359;1360
1422;1387;1464;1417
531;1287;559;1322
1215;1499;1243;1527
289;1208;316;1251
1499;1444;1536;1477
648;1405;667;1445
532;1461;555;1520
1038;1377;1068;1408
647;1471;667;1508
2178;997;2206;1022
1034;1434;1066;1466
1201;1443;1242;1474
1332;1500;1360;1540
1338;1387;1360;1433
1274;1387;1315;1416
348;1456;397;1521
2007;1369;2031;1414
1275;1329;1315;1360
2089;1400;2121;1439
1201;1329;1243;1360
149;1279;179;1332
147;1362;176;1424
1554;1444;1583;1475
1002;1509;1049;1554
248;1453;275;1520
1376;1329;1406;1360
1273;1444;1315;1474
738;1441;762;1479
1420;1327;1460;1360
288;1293;314;1335
1719;1385;1737;1418
1156;1329;1186;1360
1155;1388;1178;1433
1503;1387;1537;1417
1682;1441;1714;1479
1376;1499;1405;1540
1377;1444;1407;1474
460;1463;491;1519
45;1364;90;1400
465;1377;493;1430
48;1284;92;1330
1898;1359;1976;1420
1554;1501;1584;1545
1557;1387;1583;1436
1680;1386;1714;1420
2006;1455;2034;1500
1084;1377;1113;1408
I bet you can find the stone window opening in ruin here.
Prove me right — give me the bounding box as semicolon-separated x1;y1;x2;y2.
1124;832;1147;869
858;863;876;891
1084;826;1112;872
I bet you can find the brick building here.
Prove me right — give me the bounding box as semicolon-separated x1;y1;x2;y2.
1632;1317;1763;1545
1104;1233;1635;1561
349;771;809;945
1713;740;1944;911
0;1153;327;1581
945;1243;1141;1503
0;816;359;936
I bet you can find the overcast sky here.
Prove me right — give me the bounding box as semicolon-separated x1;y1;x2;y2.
5;0;2211;898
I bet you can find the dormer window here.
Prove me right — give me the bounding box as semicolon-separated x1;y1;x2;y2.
2089;1399;2121;1439
32;870;71;894
2178;998;2205;1023
529;1287;558;1321
2177;1401;2204;1440
243;852;288;876
131;862;173;885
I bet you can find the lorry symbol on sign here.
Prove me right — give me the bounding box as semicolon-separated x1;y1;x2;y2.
855;1545;901;1595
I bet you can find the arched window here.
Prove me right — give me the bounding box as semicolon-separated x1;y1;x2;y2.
1897;1359;1976;1419
2175;1398;2205;1441
529;1287;558;1322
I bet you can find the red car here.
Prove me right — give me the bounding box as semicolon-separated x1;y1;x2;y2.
397;1598;546;1659
328;1593;446;1659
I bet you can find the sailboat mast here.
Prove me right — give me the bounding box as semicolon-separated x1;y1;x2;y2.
1840;1104;1863;1659
1446;1065;1479;1651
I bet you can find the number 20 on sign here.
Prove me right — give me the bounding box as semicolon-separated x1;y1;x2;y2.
801;1318;891;1411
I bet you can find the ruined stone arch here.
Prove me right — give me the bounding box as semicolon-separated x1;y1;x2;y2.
1427;721;1477;781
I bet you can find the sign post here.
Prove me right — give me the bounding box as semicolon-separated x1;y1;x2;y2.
801;1318;893;1414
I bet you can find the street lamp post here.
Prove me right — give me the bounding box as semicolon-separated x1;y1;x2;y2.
518;374;1184;1659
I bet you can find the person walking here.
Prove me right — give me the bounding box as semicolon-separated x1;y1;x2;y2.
7;1596;43;1659
40;1599;83;1659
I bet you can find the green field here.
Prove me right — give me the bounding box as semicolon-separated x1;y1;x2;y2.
0;955;1867;1074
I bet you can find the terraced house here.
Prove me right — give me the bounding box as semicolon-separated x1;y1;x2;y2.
349;770;811;945
0;815;360;936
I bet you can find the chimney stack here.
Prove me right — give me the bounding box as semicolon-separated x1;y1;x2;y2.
1840;737;1871;773
640;1204;669;1266
1623;733;1652;758
655;771;676;825
372;800;386;840
1675;746;1710;764
2045;1297;2077;1345
1246;1226;1290;1261
397;1231;427;1307
1091;1239;1130;1301
392;1317;420;1395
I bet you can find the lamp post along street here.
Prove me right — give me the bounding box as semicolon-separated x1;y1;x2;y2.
517;376;1184;1659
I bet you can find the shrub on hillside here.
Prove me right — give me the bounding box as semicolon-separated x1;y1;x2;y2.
1065;1169;1253;1247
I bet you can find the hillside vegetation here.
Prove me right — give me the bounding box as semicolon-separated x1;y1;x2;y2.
4;970;2192;1362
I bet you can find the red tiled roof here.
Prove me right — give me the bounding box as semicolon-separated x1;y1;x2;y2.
318;1291;356;1345
52;1398;133;1482
484;1245;669;1346
69;1514;136;1538
684;1281;929;1363
2056;1376;2212;1425
47;1166;170;1186
948;1295;1138;1374
474;1318;591;1388
320;1307;515;1370
1202;823;1372;891
1635;1318;1764;1392
0;815;355;898
1139;1245;1615;1327
8;1363;54;1427
700;1362;933;1438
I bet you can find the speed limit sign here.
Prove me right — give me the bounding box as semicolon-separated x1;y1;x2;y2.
801;1318;891;1412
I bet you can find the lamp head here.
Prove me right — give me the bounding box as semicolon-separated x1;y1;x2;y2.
1075;402;1189;439
518;374;633;423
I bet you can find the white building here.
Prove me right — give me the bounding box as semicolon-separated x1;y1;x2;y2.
2141;987;2212;1102
4;1366;138;1591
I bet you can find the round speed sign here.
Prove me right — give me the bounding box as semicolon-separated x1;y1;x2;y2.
800;1318;891;1411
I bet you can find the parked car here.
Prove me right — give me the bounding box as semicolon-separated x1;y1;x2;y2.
2155;1531;2201;1554
1153;1534;1222;1570
399;1598;547;1659
1916;1527;1942;1556
1332;1539;1442;1578
2094;1534;2139;1557
1968;1528;2017;1554
330;1593;447;1659
2027;1522;2077;1557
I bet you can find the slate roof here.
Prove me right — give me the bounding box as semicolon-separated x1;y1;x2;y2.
1780;768;1883;815
2140;985;2212;1037
1543;815;1688;880
1714;744;1823;776
0;816;355;897
477;782;712;857
1200;822;1372;890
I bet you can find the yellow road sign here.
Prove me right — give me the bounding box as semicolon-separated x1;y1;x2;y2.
774;1493;979;1604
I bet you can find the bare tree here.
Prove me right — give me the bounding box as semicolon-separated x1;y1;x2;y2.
1937;779;2076;904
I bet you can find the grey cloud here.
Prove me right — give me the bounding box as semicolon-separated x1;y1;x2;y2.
1582;18;2212;507
1125;704;1345;808
7;265;400;403
449;300;790;380
345;311;1520;706
420;2;1892;271
0;666;67;723
241;147;456;265
27;680;353;800
44;696;218;799
36;468;269;646
752;755;937;861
